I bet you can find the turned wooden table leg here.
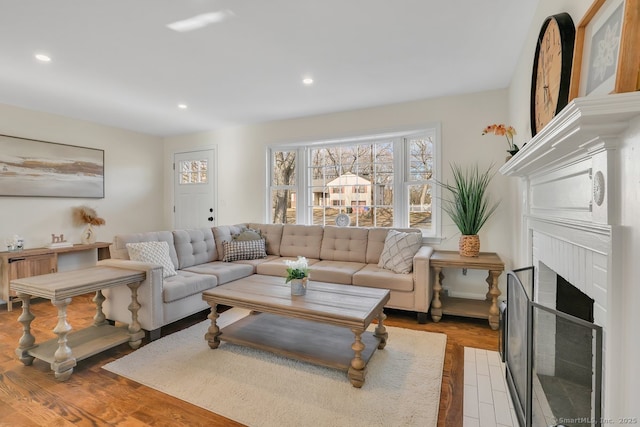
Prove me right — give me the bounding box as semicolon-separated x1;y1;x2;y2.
93;290;107;326
205;303;221;349
487;270;501;330
374;311;388;349
348;328;366;388
127;281;145;349
51;298;76;381
15;293;35;366
431;267;444;322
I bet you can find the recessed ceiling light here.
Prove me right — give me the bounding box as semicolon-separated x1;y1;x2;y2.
177;103;188;110
35;53;51;62
302;77;314;85
167;10;234;32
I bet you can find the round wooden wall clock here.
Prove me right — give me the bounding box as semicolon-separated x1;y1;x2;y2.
530;13;576;137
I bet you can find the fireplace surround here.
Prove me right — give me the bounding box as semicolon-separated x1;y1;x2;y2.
500;92;640;424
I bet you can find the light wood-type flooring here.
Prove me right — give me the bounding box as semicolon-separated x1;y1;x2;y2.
0;294;498;426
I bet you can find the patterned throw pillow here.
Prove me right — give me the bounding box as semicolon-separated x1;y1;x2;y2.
377;230;422;274
126;241;177;278
222;239;267;262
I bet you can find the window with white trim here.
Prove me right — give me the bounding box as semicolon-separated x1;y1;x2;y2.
268;126;441;238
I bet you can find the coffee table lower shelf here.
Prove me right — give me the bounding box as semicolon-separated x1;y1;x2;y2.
219;313;381;371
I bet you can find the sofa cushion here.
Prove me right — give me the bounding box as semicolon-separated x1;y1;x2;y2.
183;261;254;285
232;228;263;241
126;241;177;278
222;239;267;262
163;270;218;303
173;228;217;269
111;231;178;267
320;226;368;263
279;224;324;259
256;256;320;278
248;223;284;256
352;264;415;292
378;229;422;274
213;224;247;261
309;260;366;285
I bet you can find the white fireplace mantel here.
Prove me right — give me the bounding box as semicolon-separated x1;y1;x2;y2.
500;92;640;178
499;91;640;420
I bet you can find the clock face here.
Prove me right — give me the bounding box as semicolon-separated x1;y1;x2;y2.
534;20;562;133
530;14;575;137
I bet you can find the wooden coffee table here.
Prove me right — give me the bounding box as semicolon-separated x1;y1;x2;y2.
201;274;390;388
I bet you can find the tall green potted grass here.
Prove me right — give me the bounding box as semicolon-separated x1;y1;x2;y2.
439;163;499;257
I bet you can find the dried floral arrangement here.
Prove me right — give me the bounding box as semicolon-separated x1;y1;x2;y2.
72;206;106;226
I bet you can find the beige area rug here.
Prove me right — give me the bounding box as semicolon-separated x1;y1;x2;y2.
103;309;447;427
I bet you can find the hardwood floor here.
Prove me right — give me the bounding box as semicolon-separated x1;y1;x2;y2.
0;295;498;426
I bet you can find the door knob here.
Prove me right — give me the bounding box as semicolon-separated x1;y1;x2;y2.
208;217;214;222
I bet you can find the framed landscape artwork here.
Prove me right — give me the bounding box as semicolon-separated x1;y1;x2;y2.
0;134;104;198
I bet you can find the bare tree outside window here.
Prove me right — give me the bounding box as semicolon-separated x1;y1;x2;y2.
408;136;434;230
271;151;296;224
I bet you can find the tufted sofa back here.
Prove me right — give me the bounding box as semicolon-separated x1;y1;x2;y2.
279;224;324;259
320;226;368;263
173;228;217;269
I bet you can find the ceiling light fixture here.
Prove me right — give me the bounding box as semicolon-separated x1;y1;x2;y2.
177;103;188;110
35;53;51;62
302;77;314;86
167;10;234;32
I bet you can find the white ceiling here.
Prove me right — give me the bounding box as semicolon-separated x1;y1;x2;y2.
0;1;539;137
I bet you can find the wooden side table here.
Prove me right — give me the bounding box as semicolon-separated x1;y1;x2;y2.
429;250;505;330
10;266;145;381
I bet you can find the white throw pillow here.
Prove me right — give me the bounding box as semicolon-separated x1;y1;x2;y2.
378;230;422;274
126;241;177;278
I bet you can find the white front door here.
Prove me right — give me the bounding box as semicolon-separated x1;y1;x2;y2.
173;149;216;229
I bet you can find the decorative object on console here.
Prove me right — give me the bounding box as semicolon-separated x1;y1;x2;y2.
570;0;640;100
378;230;422;274
530;13;575;137
0;134;104;198
48;233;73;248
482;124;519;159
438;163;499;257
126;241;177;278
5;235;24;252
285;256;309;295
72;205;105;244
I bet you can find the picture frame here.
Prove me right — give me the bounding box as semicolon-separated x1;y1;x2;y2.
0;134;104;198
569;0;640;99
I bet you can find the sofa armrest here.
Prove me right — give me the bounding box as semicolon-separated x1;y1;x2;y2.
97;259;165;331
412;245;434;313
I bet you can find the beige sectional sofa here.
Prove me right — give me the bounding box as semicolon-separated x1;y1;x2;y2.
99;223;434;339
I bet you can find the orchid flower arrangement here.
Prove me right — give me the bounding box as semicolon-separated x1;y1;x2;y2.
482;124;518;153
284;256;309;283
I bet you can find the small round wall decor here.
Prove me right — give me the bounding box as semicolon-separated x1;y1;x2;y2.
593;170;605;206
335;213;351;227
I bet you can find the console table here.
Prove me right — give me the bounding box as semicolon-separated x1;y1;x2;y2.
1;242;111;311
429;250;504;330
10;266;145;381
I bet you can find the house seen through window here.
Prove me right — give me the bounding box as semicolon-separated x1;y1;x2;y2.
268;126;440;238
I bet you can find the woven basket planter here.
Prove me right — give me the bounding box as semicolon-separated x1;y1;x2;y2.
459;235;480;257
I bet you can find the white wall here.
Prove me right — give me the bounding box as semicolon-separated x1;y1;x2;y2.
165;89;514;297
0;103;166;254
